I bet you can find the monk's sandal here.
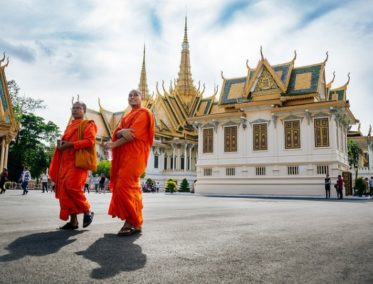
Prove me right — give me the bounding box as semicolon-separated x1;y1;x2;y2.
83;212;94;228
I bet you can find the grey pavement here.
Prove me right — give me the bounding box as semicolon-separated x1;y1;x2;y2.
0;190;373;283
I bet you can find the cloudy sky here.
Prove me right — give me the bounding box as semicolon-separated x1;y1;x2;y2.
0;0;372;133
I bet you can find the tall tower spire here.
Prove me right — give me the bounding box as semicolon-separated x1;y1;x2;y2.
138;45;149;99
175;16;197;111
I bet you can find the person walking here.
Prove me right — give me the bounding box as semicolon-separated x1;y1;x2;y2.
41;173;48;193
105;89;154;236
99;173;106;193
93;174;99;193
324;174;331;199
49;101;96;230
0;168;8;194
336;175;343;199
84;174;91;193
21;167;31;195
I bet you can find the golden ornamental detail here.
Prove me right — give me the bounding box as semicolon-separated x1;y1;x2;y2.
254;68;278;92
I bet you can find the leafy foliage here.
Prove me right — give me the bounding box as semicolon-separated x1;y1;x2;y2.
7;80;45;119
178;178;190;192
7;81;60;181
93;160;111;179
354;177;367;196
348;139;360;182
165;178;177;193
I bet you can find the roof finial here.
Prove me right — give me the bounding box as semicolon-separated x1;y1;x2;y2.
3;57;9;68
183;16;188;44
292;50;297;62
260;46;264;60
345;72;351;86
138;44;149;98
221;70;225;80
368;124;371;136
246;59;250;70
0;52;5;64
323;51;329;64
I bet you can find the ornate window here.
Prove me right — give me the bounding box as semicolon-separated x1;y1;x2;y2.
284;120;301;149
256;167;266;176
224;126;237;152
226;168;235;176
253;123;267;151
203;128;213;153
288;166;299;175
154;155;159;169
317;165;329;175
203;168;212;176
164;156;167;170
180;157;185;170
314;118;329;147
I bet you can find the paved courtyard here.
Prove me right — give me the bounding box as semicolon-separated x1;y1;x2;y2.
0;190;372;283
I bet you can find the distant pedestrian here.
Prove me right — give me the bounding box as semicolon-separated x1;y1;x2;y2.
0;168;8;194
94;174;99;193
99;173;106;193
324;174;331;199
41;173;48;193
84;175;91;193
20;167;31;195
369;176;373;196
336;175;343;199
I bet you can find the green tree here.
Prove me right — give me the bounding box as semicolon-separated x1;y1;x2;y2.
7;81;60;181
178;178;190;192
8;113;60;180
93;160;111;179
348;139;360;184
8;80;45;120
165;179;177;193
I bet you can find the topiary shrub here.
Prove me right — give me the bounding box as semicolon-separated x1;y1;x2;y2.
165;179;177;193
354;177;366;196
178;178;190;192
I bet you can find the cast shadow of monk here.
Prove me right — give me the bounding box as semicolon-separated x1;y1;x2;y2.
0;230;84;262
76;233;146;280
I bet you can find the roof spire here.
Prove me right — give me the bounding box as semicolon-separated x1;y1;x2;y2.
138;44;149;99
175;16;197;111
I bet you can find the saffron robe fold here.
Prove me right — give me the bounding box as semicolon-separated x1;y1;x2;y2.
108;107;155;227
49;119;97;221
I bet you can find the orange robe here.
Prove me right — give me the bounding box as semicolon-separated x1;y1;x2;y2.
49;119;97;221
108;107;155;227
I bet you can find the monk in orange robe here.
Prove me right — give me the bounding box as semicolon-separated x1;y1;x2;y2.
106;89;154;236
49;101;96;230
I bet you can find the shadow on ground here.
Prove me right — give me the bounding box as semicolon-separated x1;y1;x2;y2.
76;233;146;280
0;230;84;261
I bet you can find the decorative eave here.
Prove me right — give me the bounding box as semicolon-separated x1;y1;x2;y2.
244;50;287;96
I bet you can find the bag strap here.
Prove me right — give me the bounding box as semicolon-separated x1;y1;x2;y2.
78;120;91;140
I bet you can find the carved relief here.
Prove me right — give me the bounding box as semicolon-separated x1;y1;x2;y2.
254;68;278;92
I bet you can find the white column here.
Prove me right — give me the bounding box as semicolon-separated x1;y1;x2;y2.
189;145;193;171
184;144;188;172
368;141;373;170
0;138;5;170
4;143;9;168
172;146;176;170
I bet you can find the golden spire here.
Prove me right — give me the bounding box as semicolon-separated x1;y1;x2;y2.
138;45;149;99
175;16;198;111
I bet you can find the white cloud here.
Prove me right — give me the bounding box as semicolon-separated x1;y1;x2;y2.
1;0;372;133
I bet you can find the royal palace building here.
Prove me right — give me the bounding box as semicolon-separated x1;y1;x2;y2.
84;19;366;195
